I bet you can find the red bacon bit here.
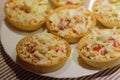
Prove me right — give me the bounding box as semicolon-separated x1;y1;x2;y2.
100;48;107;55
49;46;63;52
55;47;63;52
93;44;103;51
26;42;37;53
93;44;107;55
108;37;119;47
58;18;70;30
83;52;89;58
59;19;65;30
66;1;72;4
32;55;40;62
59;27;64;30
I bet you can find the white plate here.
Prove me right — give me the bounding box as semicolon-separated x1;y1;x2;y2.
0;0;100;78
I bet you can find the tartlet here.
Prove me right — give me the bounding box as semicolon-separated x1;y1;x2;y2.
46;5;96;44
93;0;120;28
16;32;71;73
51;0;85;7
77;29;120;68
4;0;51;31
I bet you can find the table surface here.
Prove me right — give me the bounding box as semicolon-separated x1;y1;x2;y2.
0;0;120;80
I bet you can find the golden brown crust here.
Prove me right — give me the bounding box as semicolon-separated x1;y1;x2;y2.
92;0;120;28
51;0;85;7
46;5;96;44
16;34;71;73
4;0;51;31
77;29;120;69
16;55;67;73
5;14;45;31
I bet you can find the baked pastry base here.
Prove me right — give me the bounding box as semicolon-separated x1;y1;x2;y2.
16;34;71;73
77;31;120;69
46;5;96;44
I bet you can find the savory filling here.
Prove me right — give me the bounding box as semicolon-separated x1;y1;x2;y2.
18;32;67;65
94;0;120;21
5;0;49;25
55;0;84;5
79;29;120;60
48;6;93;37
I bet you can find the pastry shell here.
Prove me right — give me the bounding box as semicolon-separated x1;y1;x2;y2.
16;33;71;73
4;0;51;31
93;0;120;28
77;30;120;69
46;5;96;44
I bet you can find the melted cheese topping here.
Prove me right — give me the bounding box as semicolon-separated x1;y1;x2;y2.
48;6;93;37
95;0;120;21
79;29;120;60
56;0;84;5
18;32;67;65
5;0;49;25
